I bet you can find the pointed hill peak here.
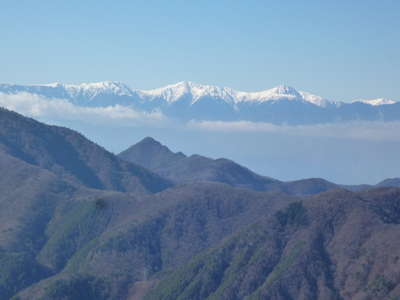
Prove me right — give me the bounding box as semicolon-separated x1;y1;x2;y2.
137;136;163;147
119;137;186;170
123;137;172;154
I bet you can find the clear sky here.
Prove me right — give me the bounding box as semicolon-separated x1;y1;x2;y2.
2;0;399;101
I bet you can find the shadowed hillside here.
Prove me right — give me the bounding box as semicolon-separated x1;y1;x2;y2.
0;108;171;194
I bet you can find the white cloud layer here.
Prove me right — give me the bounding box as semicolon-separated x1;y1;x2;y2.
1;92;399;142
0;92;166;126
188;120;400;141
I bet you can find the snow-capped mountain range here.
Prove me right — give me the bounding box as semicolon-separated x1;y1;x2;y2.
137;81;332;106
0;81;398;124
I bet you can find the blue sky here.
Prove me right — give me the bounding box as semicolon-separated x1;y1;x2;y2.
2;1;399;101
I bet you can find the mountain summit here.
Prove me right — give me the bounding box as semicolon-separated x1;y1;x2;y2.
119;137;186;170
119;137;282;191
137;82;328;106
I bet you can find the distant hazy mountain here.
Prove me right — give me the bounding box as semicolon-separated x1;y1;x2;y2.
119;137;187;171
1;81;398;124
119;137;344;195
377;177;400;187
119;137;281;191
119;137;400;195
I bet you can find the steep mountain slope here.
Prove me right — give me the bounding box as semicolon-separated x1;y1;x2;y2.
146;188;400;300
0;149;94;299
0;110;171;299
0;108;171;194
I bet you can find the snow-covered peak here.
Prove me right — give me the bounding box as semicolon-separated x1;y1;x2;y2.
29;81;134;99
299;91;331;107
354;98;396;106
138;82;320;105
4;81;396;109
0;81;334;107
232;84;334;107
138;81;235;103
117;81;333;107
138;81;191;102
64;81;134;98
235;84;302;102
271;85;301;96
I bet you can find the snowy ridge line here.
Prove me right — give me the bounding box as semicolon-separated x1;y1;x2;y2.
352;98;396;106
0;81;397;107
137;81;333;106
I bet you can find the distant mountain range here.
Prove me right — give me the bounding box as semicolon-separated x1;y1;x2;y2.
1;81;399;124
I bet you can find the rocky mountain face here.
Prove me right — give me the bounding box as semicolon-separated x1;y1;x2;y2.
1;81;399;124
1;107;400;300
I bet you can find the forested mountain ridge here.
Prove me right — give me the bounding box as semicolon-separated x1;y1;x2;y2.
0;107;400;300
0;107;171;194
